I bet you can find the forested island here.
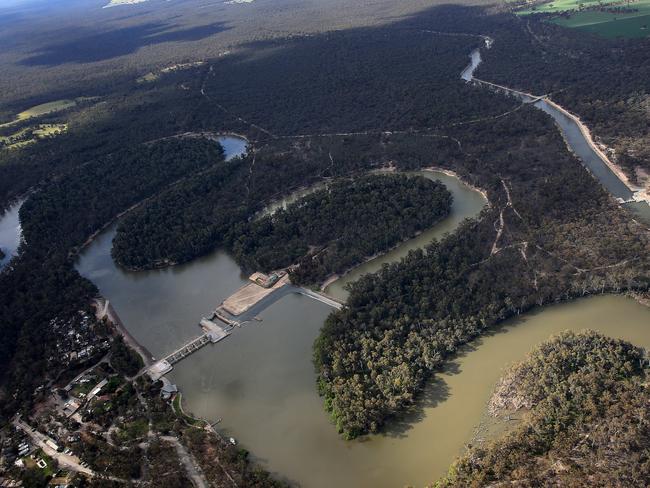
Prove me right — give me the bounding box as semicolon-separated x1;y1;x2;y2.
232;174;451;285
113;173;452;285
437;331;650;486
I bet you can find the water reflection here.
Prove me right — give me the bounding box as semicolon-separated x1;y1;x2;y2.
0;198;24;270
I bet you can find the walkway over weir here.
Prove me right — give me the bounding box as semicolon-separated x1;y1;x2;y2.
147;279;343;381
296;288;343;310
148;318;230;381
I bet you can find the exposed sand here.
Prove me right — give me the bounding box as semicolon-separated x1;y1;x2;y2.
221;274;289;315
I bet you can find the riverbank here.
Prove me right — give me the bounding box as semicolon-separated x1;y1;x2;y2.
323;169;488;299
317;219;444;297
79;135;250;271
468;35;649;206
629;290;650;307
423;166;490;203
94;297;155;368
542;97;649;203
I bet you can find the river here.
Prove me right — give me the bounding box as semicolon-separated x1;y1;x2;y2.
72;64;650;487
0;198;24;270
325;170;487;301
75;148;650;487
76;222;650;487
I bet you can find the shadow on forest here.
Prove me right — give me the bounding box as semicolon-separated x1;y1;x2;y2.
21;20;231;65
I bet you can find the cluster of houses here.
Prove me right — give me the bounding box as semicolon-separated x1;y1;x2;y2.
48;311;110;367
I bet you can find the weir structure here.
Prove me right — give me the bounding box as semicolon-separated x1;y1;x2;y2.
147;271;343;381
148;317;231;380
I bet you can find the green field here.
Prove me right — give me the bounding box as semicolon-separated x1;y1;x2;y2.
518;0;650;38
517;0;608;14
17;100;76;120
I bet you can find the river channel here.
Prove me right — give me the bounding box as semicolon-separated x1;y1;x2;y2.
76;222;650;487
74;135;650;486
324;170;487;301
0;36;643;487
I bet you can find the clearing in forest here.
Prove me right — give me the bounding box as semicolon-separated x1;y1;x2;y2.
0;100;77;128
517;0;650;38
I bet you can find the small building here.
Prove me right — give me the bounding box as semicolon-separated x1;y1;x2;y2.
160;382;178;400
86;378;108;401
62;399;81;418
45;440;60;452
249;271;285;288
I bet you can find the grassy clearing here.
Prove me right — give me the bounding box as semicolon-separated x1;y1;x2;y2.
0;96;95;128
137;72;159;83
518;0;650;37
0;99;76;128
172;393;200;426
554;9;650;37
17;100;77;120
0;124;67;151
71;380;95;398
137;62;205;83
517;0;608;14
33;123;67;137
5;140;37;150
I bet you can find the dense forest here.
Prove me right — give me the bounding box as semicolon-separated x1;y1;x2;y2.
111;133;471;270
0;0;470;107
112;140;335;270
0;138;223;417
229;175;452;285
115;172;453;280
475;14;650;184
0;82;237;212
20;139;224;249
0;5;648;483
313;104;649;437
437;331;649;486
201;28;513;136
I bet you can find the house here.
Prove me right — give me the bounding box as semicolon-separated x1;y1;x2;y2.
161;382;178;400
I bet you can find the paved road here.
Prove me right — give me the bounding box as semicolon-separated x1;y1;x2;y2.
13;418;95;476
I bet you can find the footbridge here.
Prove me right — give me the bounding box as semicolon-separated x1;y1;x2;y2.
295;287;343;310
147;273;344;381
148;318;230;381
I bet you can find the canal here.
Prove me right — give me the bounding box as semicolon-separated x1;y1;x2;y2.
463;38;650;219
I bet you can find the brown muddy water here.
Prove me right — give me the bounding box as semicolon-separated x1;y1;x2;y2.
75;162;650;487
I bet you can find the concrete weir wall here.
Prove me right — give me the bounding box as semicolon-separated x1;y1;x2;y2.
147;273;343;381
